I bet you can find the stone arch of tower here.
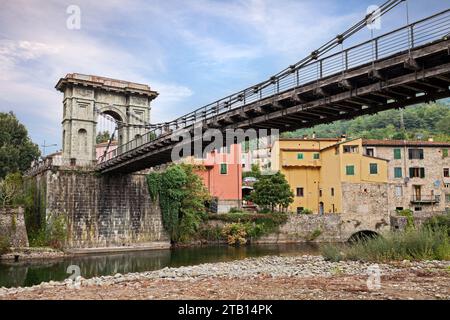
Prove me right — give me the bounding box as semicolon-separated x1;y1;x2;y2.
56;73;158;166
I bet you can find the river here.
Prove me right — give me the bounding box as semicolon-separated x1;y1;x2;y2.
0;243;321;288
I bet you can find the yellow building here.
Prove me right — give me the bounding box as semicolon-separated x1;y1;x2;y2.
271;138;389;214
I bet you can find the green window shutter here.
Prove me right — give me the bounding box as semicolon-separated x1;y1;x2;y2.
220;163;227;174
394;167;402;178
313;153;320;160
394;148;401;159
370;163;378;174
346;165;355;176
443;149;449;158
420;168;425;178
297;153;304;160
409;168;414;178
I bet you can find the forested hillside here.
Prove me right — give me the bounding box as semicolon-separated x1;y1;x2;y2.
282;101;450;142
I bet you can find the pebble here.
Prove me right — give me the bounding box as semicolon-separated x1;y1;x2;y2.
0;255;449;297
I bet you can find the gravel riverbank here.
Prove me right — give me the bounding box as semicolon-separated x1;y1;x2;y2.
1;255;449;300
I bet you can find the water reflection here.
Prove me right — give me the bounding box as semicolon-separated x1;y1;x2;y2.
0;243;320;288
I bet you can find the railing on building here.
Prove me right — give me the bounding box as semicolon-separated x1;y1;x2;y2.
411;195;441;203
97;9;450;166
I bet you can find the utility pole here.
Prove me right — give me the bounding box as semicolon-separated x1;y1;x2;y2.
41;140;57;159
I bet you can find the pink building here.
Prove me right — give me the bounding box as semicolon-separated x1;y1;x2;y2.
191;144;242;213
96;141;118;161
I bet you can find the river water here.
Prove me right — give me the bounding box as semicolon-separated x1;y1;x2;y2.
0;243;321;288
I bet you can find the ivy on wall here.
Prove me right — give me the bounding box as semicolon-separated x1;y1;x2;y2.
146;164;210;243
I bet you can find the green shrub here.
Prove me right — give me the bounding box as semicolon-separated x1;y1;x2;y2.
0;235;10;256
423;213;450;237
228;207;243;214
321;244;343;262
147;164;210;243
28;213;67;249
307;228;322;241
299;208;313;215
198;224;223;242
397;209;415;230
324;228;450;262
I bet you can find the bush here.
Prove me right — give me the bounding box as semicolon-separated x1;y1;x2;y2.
298;208;313;215
0;172;24;207
322;228;450;262
222;223;247;246
28;213;67;249
147;164;210;243
423;213;450;237
321;244;343;262
0;235;10;256
307;229;322;241
397;209;415;230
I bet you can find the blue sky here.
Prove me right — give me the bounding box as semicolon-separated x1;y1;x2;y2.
0;0;448;155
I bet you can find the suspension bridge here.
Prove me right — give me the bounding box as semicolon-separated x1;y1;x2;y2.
67;1;450;174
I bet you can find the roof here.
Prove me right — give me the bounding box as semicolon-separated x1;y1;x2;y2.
362;139;450;147
278;138;340;142
55;73;158;98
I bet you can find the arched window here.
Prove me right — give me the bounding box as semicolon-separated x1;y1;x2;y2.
78;128;88;155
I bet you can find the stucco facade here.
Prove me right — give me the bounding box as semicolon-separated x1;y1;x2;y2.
271;138;389;214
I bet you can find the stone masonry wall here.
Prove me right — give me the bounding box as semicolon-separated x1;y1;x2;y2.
34;169;169;249
0;207;29;247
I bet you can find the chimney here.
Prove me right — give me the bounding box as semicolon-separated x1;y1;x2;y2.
312;131;317;139
428;137;434;142
340;134;347;142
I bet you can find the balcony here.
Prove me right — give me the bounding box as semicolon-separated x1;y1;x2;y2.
282;160;321;168
410;195;440;204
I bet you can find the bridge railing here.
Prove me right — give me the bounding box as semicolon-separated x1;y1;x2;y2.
98;9;450;165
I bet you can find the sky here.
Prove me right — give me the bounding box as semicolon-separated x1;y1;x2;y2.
0;0;448;155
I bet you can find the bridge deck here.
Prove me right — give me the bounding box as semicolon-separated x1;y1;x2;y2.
97;10;450;174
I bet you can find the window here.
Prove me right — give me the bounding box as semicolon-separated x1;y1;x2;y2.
343;145;359;153
297;207;304;214
443;149;449;158
445;184;450;189
414;207;422;212
446;194;450;203
297;153;304;160
395;186;403;197
444;168;449;178
369;163;378;174
409;167;425;178
331;188;335;196
313;153;320;160
393;148;401;160
346;165;355;175
366;148;374;157
394;167;403;178
408;148;424;160
220;163;228;174
319;189;323;197
296;187;304;197
395;207;404;211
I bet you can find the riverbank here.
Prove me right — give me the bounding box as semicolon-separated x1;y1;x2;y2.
0;247;67;261
1;255;449;300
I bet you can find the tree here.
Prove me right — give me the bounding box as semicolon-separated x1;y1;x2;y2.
251;172;294;212
0;112;40;179
436;114;450;135
148;164;210;243
0;172;23;207
96;130;111;144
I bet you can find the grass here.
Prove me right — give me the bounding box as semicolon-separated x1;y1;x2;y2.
321;227;450;262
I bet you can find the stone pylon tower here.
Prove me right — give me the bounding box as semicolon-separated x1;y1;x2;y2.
55;73;158;165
